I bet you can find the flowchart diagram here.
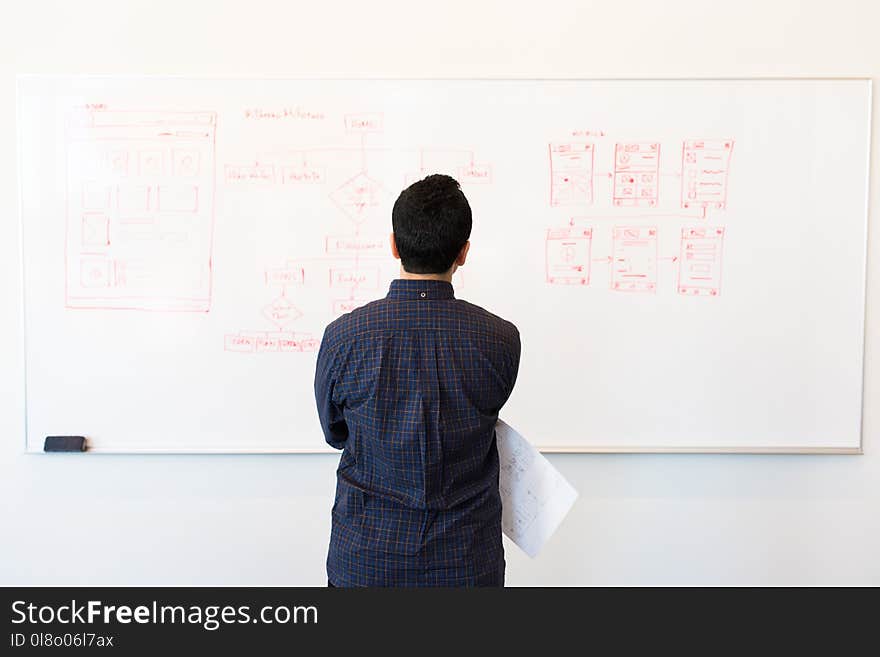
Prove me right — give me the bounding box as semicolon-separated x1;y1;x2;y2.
220;112;489;354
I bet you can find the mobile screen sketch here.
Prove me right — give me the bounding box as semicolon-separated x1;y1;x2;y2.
681;139;733;210
65;110;217;311
678;227;725;296
611;227;658;292
549;143;594;206
613;142;660;207
545;227;592;285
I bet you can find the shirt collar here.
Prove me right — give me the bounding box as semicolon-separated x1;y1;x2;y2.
387;278;455;301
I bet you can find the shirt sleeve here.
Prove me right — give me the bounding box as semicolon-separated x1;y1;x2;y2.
314;330;349;450
505;327;522;403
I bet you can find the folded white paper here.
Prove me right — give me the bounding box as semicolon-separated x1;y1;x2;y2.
496;419;579;558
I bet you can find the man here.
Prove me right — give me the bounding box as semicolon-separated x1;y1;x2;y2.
314;174;521;587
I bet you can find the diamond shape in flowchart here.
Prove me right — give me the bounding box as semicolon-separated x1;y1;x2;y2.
263;296;303;328
329;172;388;224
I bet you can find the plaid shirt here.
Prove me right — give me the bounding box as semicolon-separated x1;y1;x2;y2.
315;278;521;587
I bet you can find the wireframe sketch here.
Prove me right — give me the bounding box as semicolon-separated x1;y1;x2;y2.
545;227;593;285
677;226;725;296
613;142;660;207
610;226;658;292
681;139;734;210
65;110;217;311
549;143;594;206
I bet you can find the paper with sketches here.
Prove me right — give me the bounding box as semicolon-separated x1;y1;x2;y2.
496;419;579;558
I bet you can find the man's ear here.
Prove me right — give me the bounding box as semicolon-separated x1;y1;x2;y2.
456;241;470;267
390;232;400;260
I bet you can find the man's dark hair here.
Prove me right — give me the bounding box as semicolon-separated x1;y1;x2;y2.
391;174;472;274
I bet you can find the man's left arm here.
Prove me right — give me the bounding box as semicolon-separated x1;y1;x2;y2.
506;328;522;402
497;325;522;411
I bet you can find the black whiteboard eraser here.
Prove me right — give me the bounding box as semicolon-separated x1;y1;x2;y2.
43;436;87;452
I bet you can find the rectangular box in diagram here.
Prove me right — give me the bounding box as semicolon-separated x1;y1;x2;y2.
280;164;325;184
545;227;592;285
457;162;492;184
256;336;281;353
138;151;164;176
329;267;380;289
264;266;305;287
613;142;660;207
107;150;129;176
279;334;319;352
325;235;387;257
225;164;275;184
681;139;734;209
65;110;216;311
678;227;725;296
81;213;110;248
549;143;594;206
79;257;111;288
172;149;200;177
611;226;658;292
344;113;384;133
224;334;256;353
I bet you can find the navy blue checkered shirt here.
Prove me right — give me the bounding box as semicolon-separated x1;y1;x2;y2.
315;278;521;586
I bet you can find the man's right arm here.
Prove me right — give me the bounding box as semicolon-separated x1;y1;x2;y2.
314;330;349;450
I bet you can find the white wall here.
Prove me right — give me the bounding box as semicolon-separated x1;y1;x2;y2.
1;0;877;585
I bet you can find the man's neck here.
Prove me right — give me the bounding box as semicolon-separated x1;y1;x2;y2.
398;267;454;283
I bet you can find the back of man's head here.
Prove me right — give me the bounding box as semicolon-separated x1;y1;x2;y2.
391;174;472;274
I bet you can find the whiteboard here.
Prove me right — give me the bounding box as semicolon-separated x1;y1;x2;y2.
18;77;871;453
